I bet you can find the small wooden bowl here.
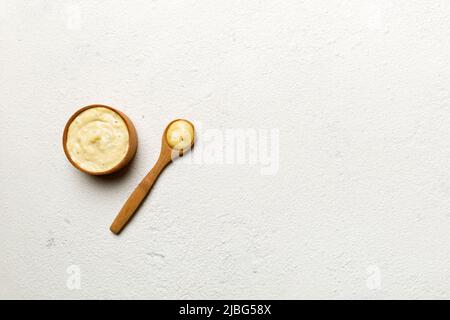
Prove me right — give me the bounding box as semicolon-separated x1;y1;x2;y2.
63;104;138;176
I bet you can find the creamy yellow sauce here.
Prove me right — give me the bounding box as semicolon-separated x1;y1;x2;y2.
66;107;129;173
166;120;194;150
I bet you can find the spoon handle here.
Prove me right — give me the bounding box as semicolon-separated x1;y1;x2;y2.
110;152;172;234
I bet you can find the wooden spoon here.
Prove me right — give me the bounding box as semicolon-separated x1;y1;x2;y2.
110;119;195;235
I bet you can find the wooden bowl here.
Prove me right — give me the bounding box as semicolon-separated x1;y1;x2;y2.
63;104;138;176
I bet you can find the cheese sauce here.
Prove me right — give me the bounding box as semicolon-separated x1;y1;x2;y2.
166;120;194;150
66;107;129;173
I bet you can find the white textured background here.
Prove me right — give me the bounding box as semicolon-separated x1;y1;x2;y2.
1;0;450;299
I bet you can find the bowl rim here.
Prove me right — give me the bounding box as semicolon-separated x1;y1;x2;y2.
62;104;138;176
